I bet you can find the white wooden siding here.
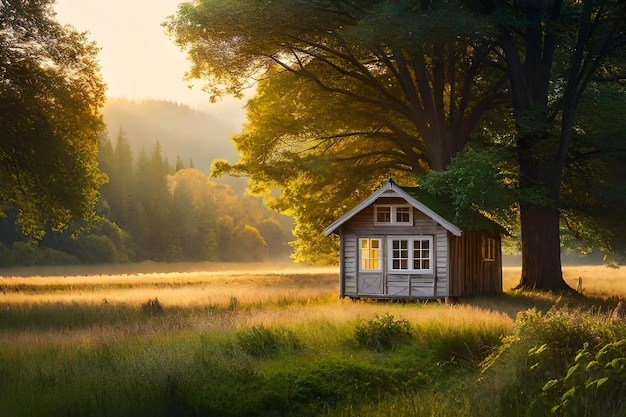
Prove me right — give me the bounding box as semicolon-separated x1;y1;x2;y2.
339;200;449;299
343;233;357;295
387;274;435;297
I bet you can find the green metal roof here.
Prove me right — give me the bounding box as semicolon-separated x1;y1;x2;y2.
400;186;506;234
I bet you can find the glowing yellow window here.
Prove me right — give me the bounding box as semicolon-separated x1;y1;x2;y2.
360;238;382;271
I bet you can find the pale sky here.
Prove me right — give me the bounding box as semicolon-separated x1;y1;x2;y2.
54;0;249;127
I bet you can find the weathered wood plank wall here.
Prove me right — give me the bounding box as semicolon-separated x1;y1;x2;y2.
448;231;502;297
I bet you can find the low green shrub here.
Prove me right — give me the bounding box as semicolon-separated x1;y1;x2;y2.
426;327;501;363
541;340;626;416
1;241;79;266
354;313;413;351
39;247;79;265
516;307;618;374
480;307;626;417
267;358;401;413
71;234;119;263
235;325;302;357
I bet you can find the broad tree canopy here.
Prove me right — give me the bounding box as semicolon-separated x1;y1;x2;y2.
0;0;106;238
165;0;508;261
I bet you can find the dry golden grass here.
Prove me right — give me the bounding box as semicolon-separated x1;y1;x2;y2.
0;263;338;307
1;262;623;351
503;265;626;297
0;262;520;351
3;263;624;308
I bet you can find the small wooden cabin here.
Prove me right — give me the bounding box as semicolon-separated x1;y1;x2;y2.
324;180;503;300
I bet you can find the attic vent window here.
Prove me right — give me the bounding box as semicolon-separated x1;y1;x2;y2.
374;204;413;225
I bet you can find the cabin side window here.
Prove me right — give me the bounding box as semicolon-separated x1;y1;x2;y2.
482;237;497;262
387;236;433;273
359;238;382;271
374;204;413;225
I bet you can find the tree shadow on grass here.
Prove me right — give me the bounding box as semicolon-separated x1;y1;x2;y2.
466;290;621;320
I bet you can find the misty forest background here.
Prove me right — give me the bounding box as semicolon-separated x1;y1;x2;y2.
0;99;293;266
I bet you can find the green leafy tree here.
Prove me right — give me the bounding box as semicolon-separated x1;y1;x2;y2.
96;134;116;214
419;146;519;234
108;129;135;229
97;131;135;261
166;0;508;261
130;144;172;260
492;0;626;290
215;214;237;261
0;0;106;238
175;154;185;172
255;217;290;260
168;168;216;261
234;224;268;262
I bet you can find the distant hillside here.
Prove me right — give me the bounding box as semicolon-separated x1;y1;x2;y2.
102;98;241;175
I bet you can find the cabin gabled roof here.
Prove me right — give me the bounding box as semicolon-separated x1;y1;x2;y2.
324;179;462;237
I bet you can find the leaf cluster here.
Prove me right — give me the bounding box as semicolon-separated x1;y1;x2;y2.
418;146;519;233
542;340;626;416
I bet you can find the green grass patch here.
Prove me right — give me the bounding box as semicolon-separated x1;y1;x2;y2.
235;325;303;357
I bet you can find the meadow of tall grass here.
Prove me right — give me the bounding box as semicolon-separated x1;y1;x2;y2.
1;263;625;416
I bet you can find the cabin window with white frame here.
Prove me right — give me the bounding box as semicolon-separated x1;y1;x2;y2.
374;204;413;225
482;237;497;262
360;238;382;271
388;236;433;273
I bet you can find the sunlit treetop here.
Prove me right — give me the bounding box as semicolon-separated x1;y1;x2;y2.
165;0;508;171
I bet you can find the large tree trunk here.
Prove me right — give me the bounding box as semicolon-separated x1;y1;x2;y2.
516;150;572;291
518;203;571;291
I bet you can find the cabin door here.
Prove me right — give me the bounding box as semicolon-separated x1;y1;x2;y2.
357;237;385;296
